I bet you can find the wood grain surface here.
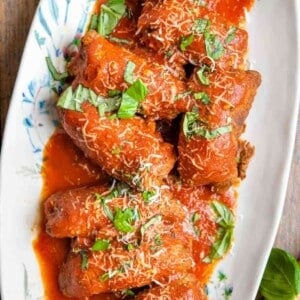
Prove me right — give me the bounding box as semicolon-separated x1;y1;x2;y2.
0;0;299;294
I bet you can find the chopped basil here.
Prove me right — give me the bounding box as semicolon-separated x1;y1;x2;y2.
117;79;148;119
80;251;89;270
192;212;201;223
108;89;122;97
45;57;69;82
98;0;126;37
183;112;232;139
196;65;210;86
175;90;192;100
91;239;111;251
99;269;119;282
142;190;156;203
111;146;122;155
141;215;162;236
154;234;162;246
260;248;300;300
124;61;136;84
225;26;237;44
194;92;210;104
122;289;135;297
204;32;225;60
89;14;99;30
193;18;210;34
180;34;194;51
126;243;135;251
113;208;137;233
165;50;173;58
57;85;121;115
204;201;235;261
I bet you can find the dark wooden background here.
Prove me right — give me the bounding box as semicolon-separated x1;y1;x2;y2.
0;0;299;293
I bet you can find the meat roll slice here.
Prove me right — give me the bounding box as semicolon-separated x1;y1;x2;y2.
58;208;194;297
188;68;262;136
44;183;188;239
135;274;206;300
58;102;175;190
137;0;248;69
68;30;192;120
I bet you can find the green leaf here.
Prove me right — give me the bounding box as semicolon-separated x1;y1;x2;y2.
91;239;111;251
117;79;148;118
122;289;135;296
141;215;162;236
89;14;99;30
175;90;192;100
154;234;162;246
180;34;194;51
142;190;156;203
124;61;136;84
211;201;235;228
225;26;237;44
194;91;211;104
192;212;201;223
57;86;78;111
45;57;69;82
98;0;126;36
260;248;300;300
204;32;225;60
210;227;233;260
113;208;137;233
196;65;210;86
193;18;210;34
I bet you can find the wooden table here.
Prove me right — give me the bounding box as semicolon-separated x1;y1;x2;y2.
1;0;299;290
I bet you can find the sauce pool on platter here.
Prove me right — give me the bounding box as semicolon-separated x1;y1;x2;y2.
33;0;260;299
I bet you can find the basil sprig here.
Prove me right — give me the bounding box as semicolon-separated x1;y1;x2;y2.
203;201;234;262
260;248;300;300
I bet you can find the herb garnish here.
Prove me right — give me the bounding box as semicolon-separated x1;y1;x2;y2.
175;90;192;100
194;91;210;104
113;208;138;233
260;248;300;300
225;26;237;44
124;61;136;84
180;34;194;51
80;250;89;270
98;0;126;37
196;65;210;86
193;18;210;34
117;79;148;119
183;111;232;139
203;201;234;262
45;57;69;82
91;239;111;251
142;190;156;203
204;32;225;60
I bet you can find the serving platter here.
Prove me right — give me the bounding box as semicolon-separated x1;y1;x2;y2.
0;0;299;299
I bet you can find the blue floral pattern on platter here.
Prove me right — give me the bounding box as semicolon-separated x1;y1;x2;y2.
20;0;233;298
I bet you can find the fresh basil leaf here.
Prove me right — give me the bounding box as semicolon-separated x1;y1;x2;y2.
183;111;199;138
113;208;137;233
204;32;224;60
210;227;234;260
57;86;77;110
98;0;126;36
175;90;192;100
92;239;111;251
124;61;136;84
141;215;162;236
260;248;300;300
192;212;201;223
117;79;148;118
122;289;135;297
108;89;122;97
193;18;210;34
45;57;69;81
142;190;156;203
211;201;235;228
154;234;162;246
196;65;210;86
225;26;237;44
194;91;210;104
89;14;99;30
180;34;194;51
